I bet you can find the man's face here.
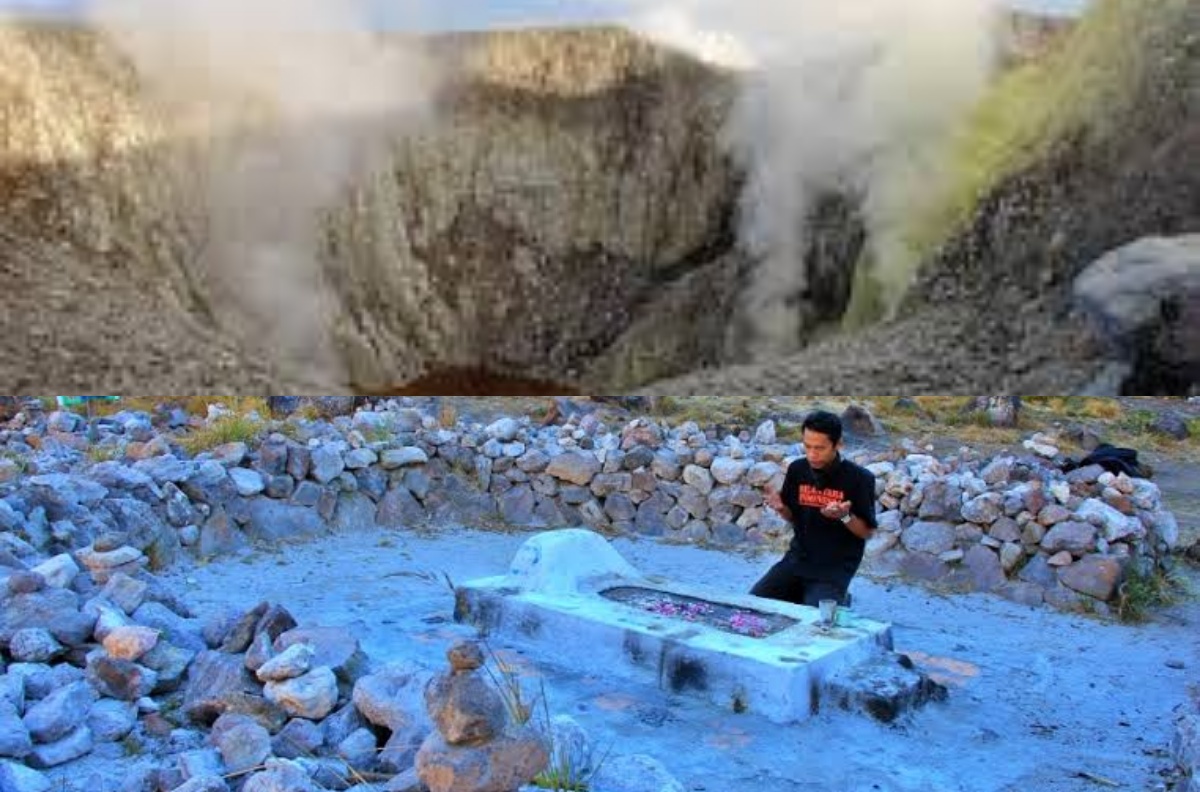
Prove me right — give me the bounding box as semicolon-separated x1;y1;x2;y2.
802;428;840;470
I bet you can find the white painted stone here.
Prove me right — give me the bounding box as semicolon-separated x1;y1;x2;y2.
501;529;642;595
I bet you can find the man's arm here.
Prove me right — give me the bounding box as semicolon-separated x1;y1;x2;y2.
844;469;878;540
764;463;798;523
841;509;874;540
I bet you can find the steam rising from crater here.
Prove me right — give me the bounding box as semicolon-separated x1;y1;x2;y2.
626;0;1001;358
89;0;436;388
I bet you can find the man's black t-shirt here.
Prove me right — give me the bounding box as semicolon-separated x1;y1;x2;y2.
780;455;878;587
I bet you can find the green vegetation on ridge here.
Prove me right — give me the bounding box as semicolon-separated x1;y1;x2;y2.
846;0;1195;324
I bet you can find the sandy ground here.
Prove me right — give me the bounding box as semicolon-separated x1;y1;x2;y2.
130;523;1200;792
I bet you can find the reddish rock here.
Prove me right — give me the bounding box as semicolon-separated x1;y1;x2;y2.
1058;555;1123;601
416;727;548;792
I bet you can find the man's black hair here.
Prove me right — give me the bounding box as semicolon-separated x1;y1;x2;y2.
802;410;843;445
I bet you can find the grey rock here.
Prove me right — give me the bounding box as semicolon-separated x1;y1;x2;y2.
988;517;1022;543
323;702;368;749
257;442;290;478
164;483;199;529
183;651;260;725
0;760;50;792
5;573;42;597
25;475;108;518
962;545;1005;592
377;486;426;529
517;450;550;474
228;468;265;497
198;507;246;559
286;447;312;481
709;457;750;485
0;702;33;759
681;464;714;495
180;462;236;506
272;477;300;501
332;492;376;533
1066;464;1107;485
403;469;432;501
8;664;81;702
338;727;378;770
353;468;388;502
1040;521;1097;556
351;661;431;732
917;480;963;522
1076;499;1143;543
499;486;538;526
590;472;632;498
263;667;339;720
8;630;62;664
256;643;315;683
981;457;1014;486
241;758;322;792
25;725;92;768
621;446;655;471
381;448;429;470
176;747;225;782
133;457;193;485
99;573;148;616
169;775;229;792
207;442;248;468
1073;235;1200;383
243;499;326;543
1018;555;1059;589
901;521;957;555
87;699;136;743
961;493;1003;525
139;641;197;693
211;713;272;775
272;718;325;760
28;555;78;590
343;448;378;470
545;453;600;487
712;522;745;547
0;588;93;648
309;447;345;485
84;655;158;701
996;581;1046;607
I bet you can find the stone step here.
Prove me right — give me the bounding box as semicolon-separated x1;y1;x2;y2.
819;651;948;723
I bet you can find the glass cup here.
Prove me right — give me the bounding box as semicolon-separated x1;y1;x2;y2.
818;599;838;626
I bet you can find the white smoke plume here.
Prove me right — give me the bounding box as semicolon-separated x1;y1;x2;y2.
89;0;436;388
624;0;1001;359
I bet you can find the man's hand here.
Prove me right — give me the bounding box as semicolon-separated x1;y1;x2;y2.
820;500;852;521
763;485;793;522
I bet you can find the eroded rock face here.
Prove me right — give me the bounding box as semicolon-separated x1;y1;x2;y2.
647;0;1200;396
0;24;751;391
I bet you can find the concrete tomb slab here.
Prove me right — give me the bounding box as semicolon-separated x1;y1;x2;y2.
454;529;930;724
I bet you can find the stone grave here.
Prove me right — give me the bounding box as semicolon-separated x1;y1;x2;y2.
454;529;944;723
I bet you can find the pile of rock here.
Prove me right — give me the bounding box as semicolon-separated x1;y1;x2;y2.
859;442;1181;614
414;641;547;792
0;399;1187;620
0;551;445;791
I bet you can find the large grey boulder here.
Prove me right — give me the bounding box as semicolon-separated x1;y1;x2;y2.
1073;235;1200;391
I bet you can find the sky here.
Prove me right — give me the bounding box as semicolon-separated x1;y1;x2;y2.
0;0;1093;30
